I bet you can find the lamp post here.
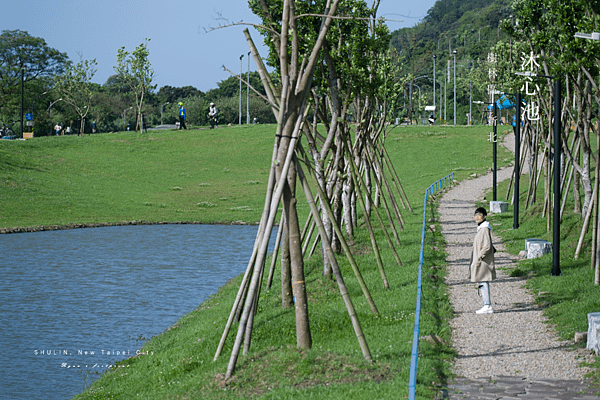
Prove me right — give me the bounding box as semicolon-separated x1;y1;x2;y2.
469;81;472;125
20;67;24;138
439;80;443;124
30;91;48;115
239;54;244;125
160;102;169;125
47;98;63;117
514;91;522;230
246;51;251;124
123;106;133;128
440;70;450;125
30;91;47;136
433;55;436;121
453;50;457;125
516;71;561;276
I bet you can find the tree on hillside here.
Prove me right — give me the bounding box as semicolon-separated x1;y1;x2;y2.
0;30;68;124
114;39;156;132
54;57;97;136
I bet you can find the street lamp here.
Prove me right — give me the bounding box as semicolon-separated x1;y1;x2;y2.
239;54;244;125
123;106;133;128
246;51;251;124
30;91;47;136
433;55;436;121
516;70;561;276
160;102;169;125
20;67;25;138
453;50;457;125
440;68;450;125
47;98;63;116
30;91;48;115
469;81;472;125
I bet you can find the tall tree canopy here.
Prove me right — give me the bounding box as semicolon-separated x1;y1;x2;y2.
0;30;68;121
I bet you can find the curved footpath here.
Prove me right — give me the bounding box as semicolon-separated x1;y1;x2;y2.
436;133;599;399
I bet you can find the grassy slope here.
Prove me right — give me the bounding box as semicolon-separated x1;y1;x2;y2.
0;126;274;228
9;124;594;400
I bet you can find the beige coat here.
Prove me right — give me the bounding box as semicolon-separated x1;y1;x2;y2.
470;221;496;282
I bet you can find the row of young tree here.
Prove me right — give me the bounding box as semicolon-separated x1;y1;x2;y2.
0;30;277;136
210;0;416;378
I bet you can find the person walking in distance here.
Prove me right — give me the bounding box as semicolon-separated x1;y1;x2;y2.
178;102;187;130
208;102;218;129
470;207;496;314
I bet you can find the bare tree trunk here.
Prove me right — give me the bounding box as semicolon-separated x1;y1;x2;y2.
283;164;312;350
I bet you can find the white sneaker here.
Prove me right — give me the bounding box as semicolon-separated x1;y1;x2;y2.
476;305;493;314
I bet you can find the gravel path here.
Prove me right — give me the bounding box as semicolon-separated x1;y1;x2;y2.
437;133;597;398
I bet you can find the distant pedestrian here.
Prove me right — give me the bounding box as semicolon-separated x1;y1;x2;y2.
92;121;97;134
54;123;61;136
428;113;435;125
470;207;496;314
178;102;187;130
208;102;218;129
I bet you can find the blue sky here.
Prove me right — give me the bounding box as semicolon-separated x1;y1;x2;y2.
4;0;436;92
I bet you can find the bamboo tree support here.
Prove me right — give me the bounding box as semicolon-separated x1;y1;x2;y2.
346;138;402;269
365;136;405;233
574;182;597;260
350;155;402;268
298;144;379;314
300;209;315;249
560;162;574;221
360;151;402;244
266;213;285;291
214;135;280;362
244;245;269;355
380;144;413;214
591;136;600;268
302;218;317;257
229;77;318;366
295;157;373;362
308;232;322;259
225;80;307;378
343;146;392;287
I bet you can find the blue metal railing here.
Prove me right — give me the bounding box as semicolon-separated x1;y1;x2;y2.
408;172;454;400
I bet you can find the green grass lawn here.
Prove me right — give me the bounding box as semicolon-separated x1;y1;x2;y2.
8;123;597;399
0;125;274;228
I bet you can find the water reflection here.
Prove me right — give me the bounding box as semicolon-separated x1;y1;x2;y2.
0;224;274;399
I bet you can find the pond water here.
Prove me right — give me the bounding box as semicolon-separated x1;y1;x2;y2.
0;224;275;399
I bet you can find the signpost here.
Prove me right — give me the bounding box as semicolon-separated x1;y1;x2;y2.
24;112;34;138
